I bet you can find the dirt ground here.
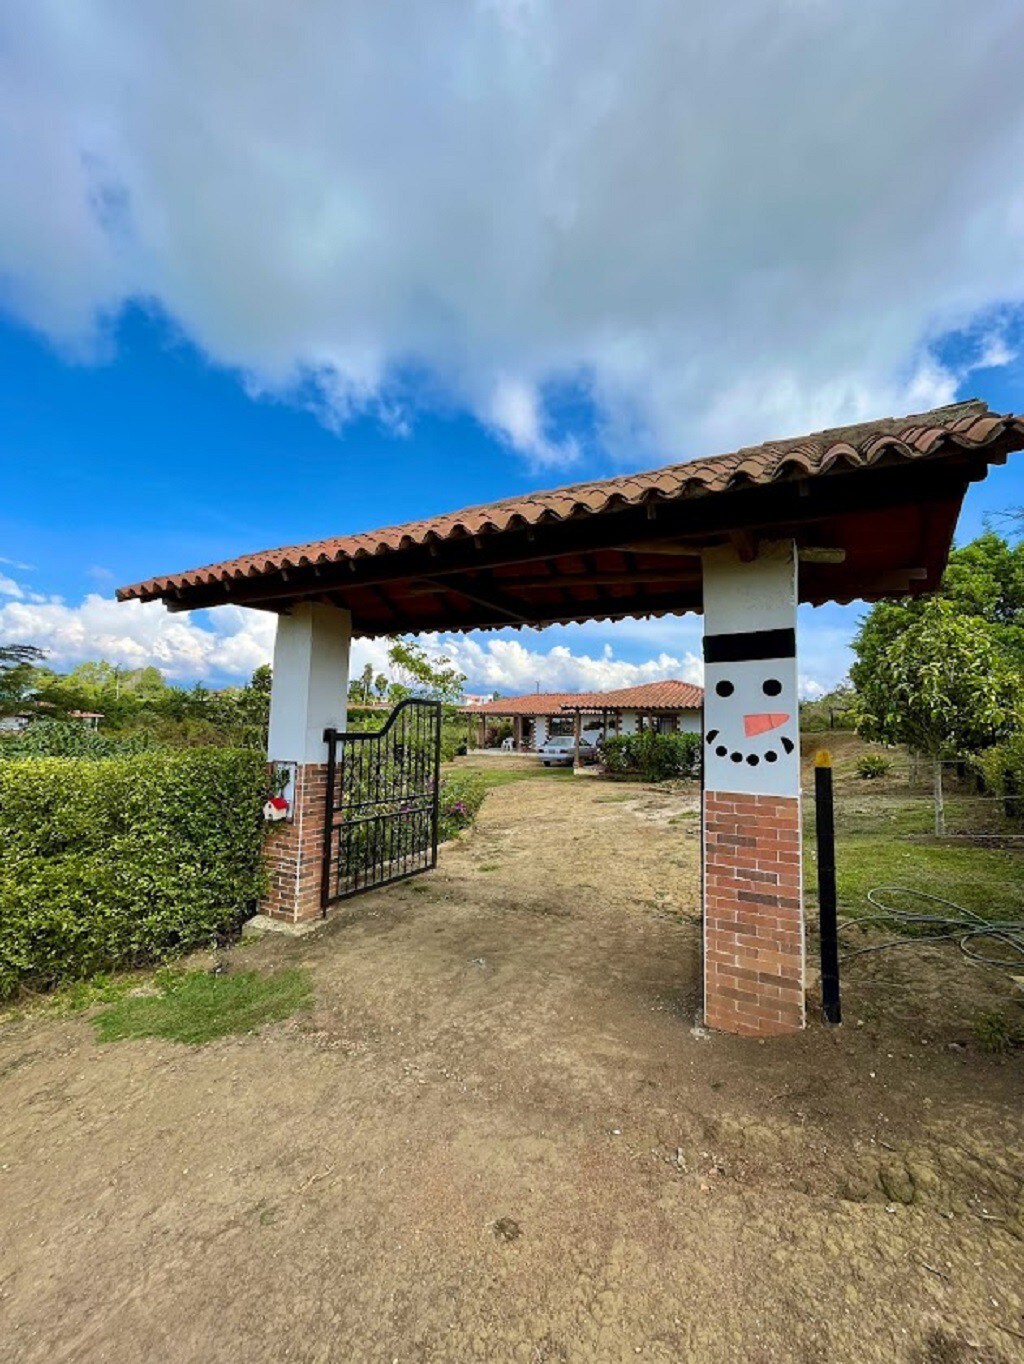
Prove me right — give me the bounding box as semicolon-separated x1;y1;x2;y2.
1;767;1022;1364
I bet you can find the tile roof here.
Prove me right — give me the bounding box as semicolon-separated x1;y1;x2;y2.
465;680;703;715
119;400;1022;604
463;692;591;717
561;680;704;711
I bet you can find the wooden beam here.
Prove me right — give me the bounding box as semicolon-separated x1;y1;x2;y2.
406;567;701;596
621;539;846;564
730;530;758;563
797;547;847;564
413;575;527;624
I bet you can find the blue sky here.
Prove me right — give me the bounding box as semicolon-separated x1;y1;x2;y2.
1;2;1023;696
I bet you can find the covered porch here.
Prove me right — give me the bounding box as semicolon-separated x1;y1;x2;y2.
119;400;1024;1036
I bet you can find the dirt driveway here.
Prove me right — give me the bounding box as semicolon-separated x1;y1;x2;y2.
1;771;1022;1363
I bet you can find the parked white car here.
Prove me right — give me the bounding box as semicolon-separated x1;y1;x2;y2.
537;734;600;766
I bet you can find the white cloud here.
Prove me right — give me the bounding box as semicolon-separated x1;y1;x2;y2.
485;377;580;469
425;632;702;693
0;575;24;599
798;677;826;702
1;2;1023;467
0;587;276;680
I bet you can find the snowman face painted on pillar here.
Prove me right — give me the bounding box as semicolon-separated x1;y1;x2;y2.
703;626;799;797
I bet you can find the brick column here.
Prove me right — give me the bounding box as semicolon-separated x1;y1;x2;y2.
703;792;803;1035
260;603;351;924
262;763;329;923
701;541;805;1036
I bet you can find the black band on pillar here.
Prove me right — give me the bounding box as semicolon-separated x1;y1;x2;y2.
703;628;796;663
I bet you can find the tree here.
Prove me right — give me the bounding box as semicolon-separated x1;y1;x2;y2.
855;532;1024;670
851;600;1017;833
386;637;466;704
800;681;856;732
360;662;374;703
0;644;47;719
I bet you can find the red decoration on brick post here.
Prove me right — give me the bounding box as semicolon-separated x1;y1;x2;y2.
262;763;330;923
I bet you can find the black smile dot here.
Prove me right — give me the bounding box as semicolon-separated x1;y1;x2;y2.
706;729;719;744
730;751;743;763
715;680;734;698
746;754;760;766
765;750;778;762
715;745;727;757
762;678;782;697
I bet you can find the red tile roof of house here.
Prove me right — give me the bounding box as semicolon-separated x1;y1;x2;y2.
465;680;703;715
464;692;592;717
561;680;704;711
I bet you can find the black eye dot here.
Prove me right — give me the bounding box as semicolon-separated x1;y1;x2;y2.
762;678;782;697
716;680;734;698
715;745;727;757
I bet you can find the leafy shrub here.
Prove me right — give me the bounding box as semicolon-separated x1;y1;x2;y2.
438;770;487;841
855;753;893;780
601;730;701;782
0;720;155;760
0;750;268;999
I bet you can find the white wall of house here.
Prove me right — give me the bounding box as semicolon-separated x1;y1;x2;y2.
534;716;549;747
618;708;701;735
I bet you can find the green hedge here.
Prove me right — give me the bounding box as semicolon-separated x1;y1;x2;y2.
0;720;156;759
0;750;268;999
601;730;701;781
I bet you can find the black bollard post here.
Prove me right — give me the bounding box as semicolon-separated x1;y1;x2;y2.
814;750;841;1025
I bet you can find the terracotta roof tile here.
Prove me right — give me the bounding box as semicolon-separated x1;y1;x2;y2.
561;680;704;711
461;692;586;717
464;680;703;715
119;399;1023;602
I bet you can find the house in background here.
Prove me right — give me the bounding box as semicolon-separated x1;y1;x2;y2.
463;680;703;751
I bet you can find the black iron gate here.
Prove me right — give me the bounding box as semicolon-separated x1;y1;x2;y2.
321;697;442;909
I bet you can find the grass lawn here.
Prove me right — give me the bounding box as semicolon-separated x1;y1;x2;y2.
446;759;576;793
804;792;1024;922
818;835;1023;920
92;968;313;1045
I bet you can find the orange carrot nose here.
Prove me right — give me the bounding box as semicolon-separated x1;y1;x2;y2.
744;712;789;737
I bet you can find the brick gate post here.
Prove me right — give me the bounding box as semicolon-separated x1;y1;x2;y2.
700;541;805;1036
260;603;352;924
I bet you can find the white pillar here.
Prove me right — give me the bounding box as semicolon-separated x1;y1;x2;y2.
701;540;805;1036
268;603;351;764
262;603;352;923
